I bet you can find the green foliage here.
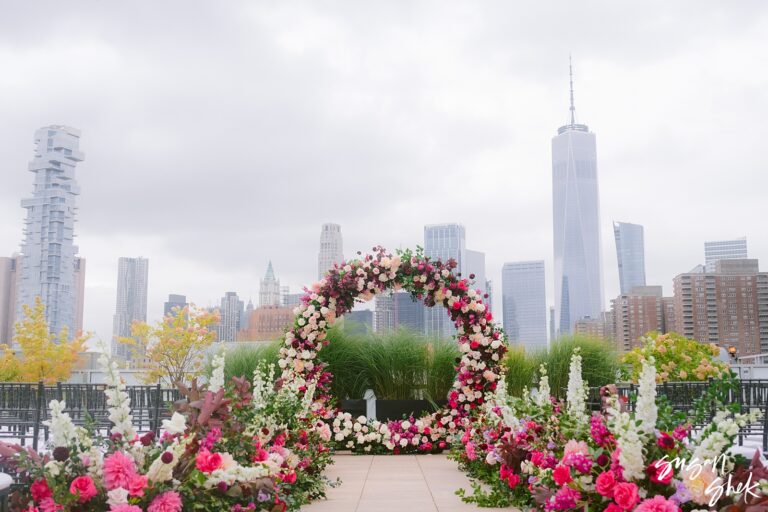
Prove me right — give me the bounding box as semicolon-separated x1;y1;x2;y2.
502;335;619;398
501;347;537;396
534;336;618;398
220;341;280;381
621;331;729;383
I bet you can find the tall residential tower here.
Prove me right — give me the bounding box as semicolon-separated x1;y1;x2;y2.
16;126;86;338
552;61;603;334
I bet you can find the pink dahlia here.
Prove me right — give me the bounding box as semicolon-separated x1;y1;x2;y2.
148;491;183;512
634;495;681;512
68;476;97;503
103;451;137;490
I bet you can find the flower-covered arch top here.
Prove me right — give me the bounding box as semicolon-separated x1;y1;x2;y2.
278;246;509;427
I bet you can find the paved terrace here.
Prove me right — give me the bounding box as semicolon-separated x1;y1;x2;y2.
301;454;515;512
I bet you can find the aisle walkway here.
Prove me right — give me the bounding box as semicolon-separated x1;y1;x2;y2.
301;454;512;511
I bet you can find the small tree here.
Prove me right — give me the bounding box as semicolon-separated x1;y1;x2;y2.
119;305;218;386
3;296;88;383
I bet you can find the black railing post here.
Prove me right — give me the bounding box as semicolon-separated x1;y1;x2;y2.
152;383;162;436
32;381;44;451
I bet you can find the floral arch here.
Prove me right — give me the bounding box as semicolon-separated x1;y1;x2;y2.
277;246;509;436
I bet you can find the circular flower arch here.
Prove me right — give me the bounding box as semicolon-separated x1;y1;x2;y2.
278;246;509;433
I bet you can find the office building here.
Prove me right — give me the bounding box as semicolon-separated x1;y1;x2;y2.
705;237;748;273
345;310;374;334
112;257;149;360
0;256;21;344
613;222;646;294
423;223;466;338
318;223;344;280
501;261;547;351
218;291;244;342
552;63;603;334
164;294;187;317
259;261;281;307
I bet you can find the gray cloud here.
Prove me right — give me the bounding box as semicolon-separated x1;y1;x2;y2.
0;1;766;344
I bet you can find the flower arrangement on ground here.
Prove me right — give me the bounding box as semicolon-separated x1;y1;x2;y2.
452;349;767;510
0;349;334;511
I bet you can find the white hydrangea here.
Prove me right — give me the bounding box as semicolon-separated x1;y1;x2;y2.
44;400;78;448
208;351;226;393
635;357;657;435
566;348;589;430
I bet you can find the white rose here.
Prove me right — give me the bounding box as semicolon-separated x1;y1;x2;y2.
357;415;367;424
399;438;408;447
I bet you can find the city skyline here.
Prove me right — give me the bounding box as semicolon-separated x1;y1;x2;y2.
0;2;766;347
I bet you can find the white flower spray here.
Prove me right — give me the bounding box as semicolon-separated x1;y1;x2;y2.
99;350;137;441
44;399;78;448
252;362;275;411
535;364;551;408
635;357;657;435
566;347;589;430
605;383;646;482
208;350;226;393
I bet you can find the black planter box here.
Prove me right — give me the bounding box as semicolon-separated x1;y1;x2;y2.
339;399;367;418
375;399;446;422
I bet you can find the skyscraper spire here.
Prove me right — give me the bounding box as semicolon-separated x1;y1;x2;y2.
569;54;575;126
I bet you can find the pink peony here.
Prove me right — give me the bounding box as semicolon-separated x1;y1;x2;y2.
69;476;97;503
465;442;477;460
127;474;148;497
595;471;617;497
103;451;138;490
613;482;640;510
195;449;223;473
562;439;589;458
110;506;142;512
148;491;183;512
552;465;572;486
634;495;681;512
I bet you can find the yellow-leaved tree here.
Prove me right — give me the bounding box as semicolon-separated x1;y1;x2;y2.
0;296;89;383
118;305;219;386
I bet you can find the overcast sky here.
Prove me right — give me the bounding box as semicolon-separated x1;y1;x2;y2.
1;1;767;347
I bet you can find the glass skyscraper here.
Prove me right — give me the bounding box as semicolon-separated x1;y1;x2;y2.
704;237;748;273
502;261;547;351
613;222;646;294
424;223;466;338
16;126;86;338
552;64;603;334
112;257;149;360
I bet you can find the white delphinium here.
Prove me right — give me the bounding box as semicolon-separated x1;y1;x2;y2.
535;364;551;408
635;357;658;435
208;350;226;393
99;350;137;440
44;400;78;448
300;378;317;418
607;395;646;481
252;362;275;411
566;347;589;430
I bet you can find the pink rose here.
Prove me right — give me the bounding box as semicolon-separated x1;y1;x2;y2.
595;471;616;497
195;449;223;473
646;460;673;485
552;465;572;486
613;482;640;510
69;476;97;503
30;479;52;502
604;504;623;512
